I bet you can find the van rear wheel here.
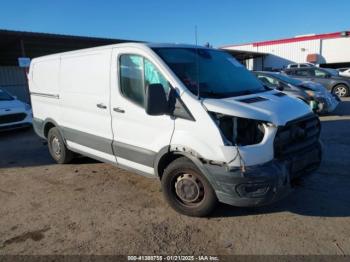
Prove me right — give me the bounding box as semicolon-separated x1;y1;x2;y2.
47;127;73;164
161;157;218;217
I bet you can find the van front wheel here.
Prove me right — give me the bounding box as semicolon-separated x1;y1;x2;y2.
47;127;73;164
161;157;218;217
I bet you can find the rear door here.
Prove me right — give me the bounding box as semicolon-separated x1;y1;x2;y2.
110;46;175;175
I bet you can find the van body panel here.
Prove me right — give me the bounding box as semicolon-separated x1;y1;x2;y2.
29;57;61;127
203;90;311;126
59;49;114;161
110;46;176;174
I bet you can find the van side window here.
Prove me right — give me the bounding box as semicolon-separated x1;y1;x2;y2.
119;55;170;106
120;55;145;106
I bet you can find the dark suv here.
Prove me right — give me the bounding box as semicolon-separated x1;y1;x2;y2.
283;67;350;97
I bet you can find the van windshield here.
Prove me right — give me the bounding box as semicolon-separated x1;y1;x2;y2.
152;48;266;98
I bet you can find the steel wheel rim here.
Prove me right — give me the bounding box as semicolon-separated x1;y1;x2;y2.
174;173;205;206
51;136;61;157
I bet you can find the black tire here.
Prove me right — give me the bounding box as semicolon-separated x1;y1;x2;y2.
161;157;218;217
47;127;73;164
332;84;349;97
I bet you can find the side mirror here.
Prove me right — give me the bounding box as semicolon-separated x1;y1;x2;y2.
145;83;168;115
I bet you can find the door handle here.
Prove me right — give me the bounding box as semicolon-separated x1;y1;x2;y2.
113;107;125;113
96;103;107;109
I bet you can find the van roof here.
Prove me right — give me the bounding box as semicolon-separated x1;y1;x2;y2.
30;42;211;61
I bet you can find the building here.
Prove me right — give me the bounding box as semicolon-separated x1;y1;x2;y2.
0;29;136;102
221;31;350;71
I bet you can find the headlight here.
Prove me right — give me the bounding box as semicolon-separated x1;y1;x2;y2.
25;103;31;111
210;112;266;146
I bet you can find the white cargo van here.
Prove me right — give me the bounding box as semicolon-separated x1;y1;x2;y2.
29;43;322;216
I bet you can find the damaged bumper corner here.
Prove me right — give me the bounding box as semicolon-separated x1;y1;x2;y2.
202;144;322;207
204;160;292;207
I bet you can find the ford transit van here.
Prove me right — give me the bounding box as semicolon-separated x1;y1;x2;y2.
29;43;322;216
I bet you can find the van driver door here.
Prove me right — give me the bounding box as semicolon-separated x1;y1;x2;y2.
110;46;175;175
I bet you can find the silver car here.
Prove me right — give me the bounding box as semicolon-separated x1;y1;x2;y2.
0;88;32;131
254;71;340;114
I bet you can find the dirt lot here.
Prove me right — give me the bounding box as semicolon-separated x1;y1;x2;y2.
0;99;350;256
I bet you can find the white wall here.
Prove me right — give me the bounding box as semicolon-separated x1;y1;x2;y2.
322;37;350;63
223;36;350;70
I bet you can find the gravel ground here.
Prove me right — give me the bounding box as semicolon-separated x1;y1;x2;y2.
0;98;349;255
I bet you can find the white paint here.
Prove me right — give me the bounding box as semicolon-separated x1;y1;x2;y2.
117;157;155;175
28;42;311;178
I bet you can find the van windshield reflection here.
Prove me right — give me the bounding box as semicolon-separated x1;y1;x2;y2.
152;48;267;98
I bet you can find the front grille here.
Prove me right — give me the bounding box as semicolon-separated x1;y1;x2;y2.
274;114;321;159
0;113;26;124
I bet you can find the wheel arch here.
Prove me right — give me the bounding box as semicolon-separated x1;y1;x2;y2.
43;118;66;144
154;146;219;189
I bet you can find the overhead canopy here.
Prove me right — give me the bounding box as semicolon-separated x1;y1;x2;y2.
0;29;139;66
222;49;267;61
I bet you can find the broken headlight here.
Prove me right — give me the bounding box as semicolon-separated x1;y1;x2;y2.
210;112;266;146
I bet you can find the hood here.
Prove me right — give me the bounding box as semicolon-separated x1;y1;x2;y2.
0;99;25;110
202;90;311;126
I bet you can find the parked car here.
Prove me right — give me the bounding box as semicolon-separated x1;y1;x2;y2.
286;63;316;69
29;43;321;217
337;68;350;78
254;71;340;114
0;88;32;131
283;67;350;97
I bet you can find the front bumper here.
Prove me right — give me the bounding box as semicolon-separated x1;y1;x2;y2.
0;111;32;132
204;143;322;207
313;94;340;114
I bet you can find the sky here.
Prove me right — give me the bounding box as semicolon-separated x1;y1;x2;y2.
1;0;350;47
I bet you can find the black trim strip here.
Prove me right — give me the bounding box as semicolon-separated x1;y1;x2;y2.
61;126;114;155
113;141;156;167
58;126;156;167
32;117;44;138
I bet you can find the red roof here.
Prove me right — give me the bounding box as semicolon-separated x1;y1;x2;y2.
226;31;349;48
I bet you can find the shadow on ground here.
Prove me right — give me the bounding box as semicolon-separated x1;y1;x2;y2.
0;128;99;168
